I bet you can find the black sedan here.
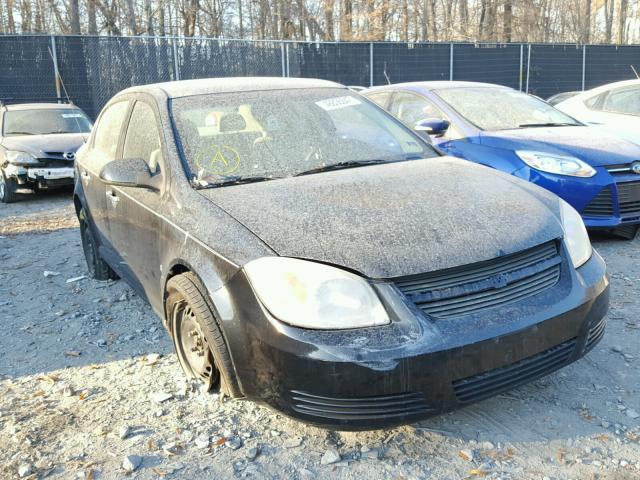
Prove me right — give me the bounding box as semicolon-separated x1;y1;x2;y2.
74;77;609;430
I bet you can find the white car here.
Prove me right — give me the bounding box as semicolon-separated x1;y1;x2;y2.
552;80;640;146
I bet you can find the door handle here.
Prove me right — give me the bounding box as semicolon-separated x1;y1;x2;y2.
106;189;119;206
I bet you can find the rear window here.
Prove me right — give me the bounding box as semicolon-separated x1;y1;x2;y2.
3;108;92;136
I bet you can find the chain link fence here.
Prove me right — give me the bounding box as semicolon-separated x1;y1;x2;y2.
1;35;639;119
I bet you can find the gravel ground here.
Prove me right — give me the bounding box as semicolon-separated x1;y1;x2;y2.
1;190;639;480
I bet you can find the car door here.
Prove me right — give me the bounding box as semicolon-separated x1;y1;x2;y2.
104;97;166;308
387;91;464;154
77;99;130;264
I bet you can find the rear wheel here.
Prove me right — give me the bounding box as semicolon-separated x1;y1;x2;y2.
166;272;240;397
0;171;18;203
79;211;118;280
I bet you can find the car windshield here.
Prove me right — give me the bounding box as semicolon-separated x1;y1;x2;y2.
3;108;92;136
171;88;437;186
434;87;581;131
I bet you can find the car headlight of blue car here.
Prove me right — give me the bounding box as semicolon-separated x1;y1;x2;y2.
516;150;596;178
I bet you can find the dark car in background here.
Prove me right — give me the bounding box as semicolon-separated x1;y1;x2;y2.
547;91;580;106
364;82;640;239
74;77;608;430
0;100;92;203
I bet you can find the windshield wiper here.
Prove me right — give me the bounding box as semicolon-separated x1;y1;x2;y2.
518;122;579;128
196;175;281;189
294;159;393;177
5;131;34;135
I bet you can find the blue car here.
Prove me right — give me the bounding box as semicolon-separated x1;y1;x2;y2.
364;81;640;238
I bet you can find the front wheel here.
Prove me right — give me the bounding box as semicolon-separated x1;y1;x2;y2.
166;272;240;397
611;224;638;240
0;171;18;203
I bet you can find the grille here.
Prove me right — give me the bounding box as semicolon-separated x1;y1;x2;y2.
36;159;74;168
585;318;606;352
43;151;66;159
394;241;561;319
452;338;577;403
289;391;432;420
582;187;614;217
605;163;634;175
617;181;640;216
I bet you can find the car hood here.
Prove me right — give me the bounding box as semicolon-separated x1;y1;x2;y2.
480;125;640;167
200;157;564;279
1;133;88;157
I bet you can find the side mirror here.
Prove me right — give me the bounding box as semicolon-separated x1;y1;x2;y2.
100;158;160;191
414;118;450;136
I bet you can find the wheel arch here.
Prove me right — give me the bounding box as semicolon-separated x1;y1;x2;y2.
163;260;244;397
163;259;195;324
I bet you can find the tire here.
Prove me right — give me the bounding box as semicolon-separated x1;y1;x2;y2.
79;210;118;280
166;272;241;398
611;225;638;240
0;171;18;203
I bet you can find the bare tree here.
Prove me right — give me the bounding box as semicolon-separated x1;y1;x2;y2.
1;0;640;45
324;0;334;40
583;0;591;43
181;0;198;36
603;0;614;43
70;0;81;33
503;0;512;42
123;0;138;34
87;0;98;33
617;0;627;44
95;0;121;35
340;0;352;40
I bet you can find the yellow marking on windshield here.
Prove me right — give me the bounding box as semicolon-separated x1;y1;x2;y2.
195;144;241;176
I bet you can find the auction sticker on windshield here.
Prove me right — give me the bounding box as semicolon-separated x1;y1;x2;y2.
315;96;362;111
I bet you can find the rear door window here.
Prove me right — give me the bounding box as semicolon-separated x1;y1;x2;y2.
601;87;640;116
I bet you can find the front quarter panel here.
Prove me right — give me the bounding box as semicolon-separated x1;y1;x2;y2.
441;140;525;174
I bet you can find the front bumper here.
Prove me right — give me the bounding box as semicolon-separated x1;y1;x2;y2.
513;166;640;229
4;164;74;188
221;249;609;430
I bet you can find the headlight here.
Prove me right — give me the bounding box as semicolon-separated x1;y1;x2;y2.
516;150;596;177
559;199;592;268
244;257;390;330
6;150;39;166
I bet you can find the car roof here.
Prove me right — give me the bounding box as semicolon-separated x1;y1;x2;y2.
2;103;79;111
118;77;345;99
585;78;640;94
554;79;640;104
366;81;510;93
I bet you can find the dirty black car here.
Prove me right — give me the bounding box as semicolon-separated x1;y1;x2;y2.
0;100;92;203
74;78;609;430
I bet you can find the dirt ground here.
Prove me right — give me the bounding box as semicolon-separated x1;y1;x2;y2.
1;189;639;480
